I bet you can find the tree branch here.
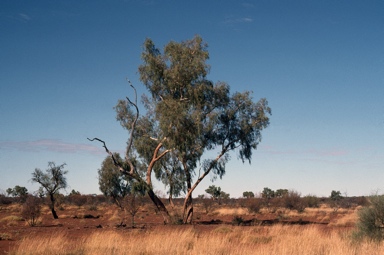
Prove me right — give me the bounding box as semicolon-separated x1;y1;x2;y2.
87;137;128;174
125;81;139;173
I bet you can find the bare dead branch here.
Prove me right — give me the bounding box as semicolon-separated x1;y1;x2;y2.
87;137;127;174
124;81;139;174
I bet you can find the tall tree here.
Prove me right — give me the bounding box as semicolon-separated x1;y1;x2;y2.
89;83;171;223
90;35;271;224
139;36;271;223
31;162;68;219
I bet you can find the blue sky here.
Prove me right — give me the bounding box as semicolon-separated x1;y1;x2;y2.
1;1;383;198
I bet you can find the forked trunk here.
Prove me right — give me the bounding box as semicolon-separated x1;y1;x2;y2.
147;189;170;224
183;193;193;224
183;163;194;224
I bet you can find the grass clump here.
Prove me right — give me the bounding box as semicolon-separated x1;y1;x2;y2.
1;215;24;222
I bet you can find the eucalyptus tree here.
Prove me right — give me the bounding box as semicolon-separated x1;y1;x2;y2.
31;162;68;219
138;35;271;223
90;35;271;224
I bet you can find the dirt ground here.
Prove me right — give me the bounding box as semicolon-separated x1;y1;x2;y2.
0;202;354;254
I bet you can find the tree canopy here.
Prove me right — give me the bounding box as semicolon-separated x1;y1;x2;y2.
31;162;68;219
90;35;271;223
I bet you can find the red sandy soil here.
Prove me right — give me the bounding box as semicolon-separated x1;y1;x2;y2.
0;203;350;254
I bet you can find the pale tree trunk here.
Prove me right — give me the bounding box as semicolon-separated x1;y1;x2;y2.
182;164;193;224
183;193;193;223
182;152;226;223
168;184;175;208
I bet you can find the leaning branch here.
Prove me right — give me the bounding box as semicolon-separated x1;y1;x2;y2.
87;137;127;174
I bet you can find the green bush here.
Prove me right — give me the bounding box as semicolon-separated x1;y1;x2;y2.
354;195;384;241
302;195;320;208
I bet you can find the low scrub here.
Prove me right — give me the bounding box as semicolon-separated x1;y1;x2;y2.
354;195;384;241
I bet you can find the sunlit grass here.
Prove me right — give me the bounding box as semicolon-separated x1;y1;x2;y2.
0;215;24;222
10;224;384;255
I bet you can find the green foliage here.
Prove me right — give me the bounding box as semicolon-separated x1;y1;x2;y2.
98;154;142;209
138;36;270;182
6;185;28;202
302;194;320;208
354;195;384;241
330;190;343;201
205;185;230;205
69;189;81;196
243;191;255;198
205;185;221;199
275;189;288;198
31;162;68;219
102;36;271;223
31;162;68;195
261;187;275;199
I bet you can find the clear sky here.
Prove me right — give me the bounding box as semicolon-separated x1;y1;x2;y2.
1;0;383;198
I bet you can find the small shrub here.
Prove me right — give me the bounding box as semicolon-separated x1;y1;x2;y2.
21;196;41;226
232;215;244;226
0;195;13;205
69;194;87;207
200;197;214;213
246;198;262;214
83;214;99;219
354;195;384;241
302;195;320;208
282;190;305;212
170;214;183;225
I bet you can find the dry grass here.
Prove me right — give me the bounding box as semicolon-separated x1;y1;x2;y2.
0;232;12;240
329;210;359;227
214;207;249;215
10;224;384;255
0;215;24;222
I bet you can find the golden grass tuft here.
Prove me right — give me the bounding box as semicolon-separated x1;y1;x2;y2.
10;224;384;255
1;215;24;222
329;209;359;227
0;232;12;240
214;207;248;215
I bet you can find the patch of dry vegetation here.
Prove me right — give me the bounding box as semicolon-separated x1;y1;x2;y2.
1;215;24;223
214;207;249;215
10;224;384;255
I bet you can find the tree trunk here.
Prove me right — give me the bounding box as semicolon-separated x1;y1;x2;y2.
183;193;193;224
182;164;193;224
147;189;170;224
49;194;58;219
168;195;175;208
51;207;58;219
